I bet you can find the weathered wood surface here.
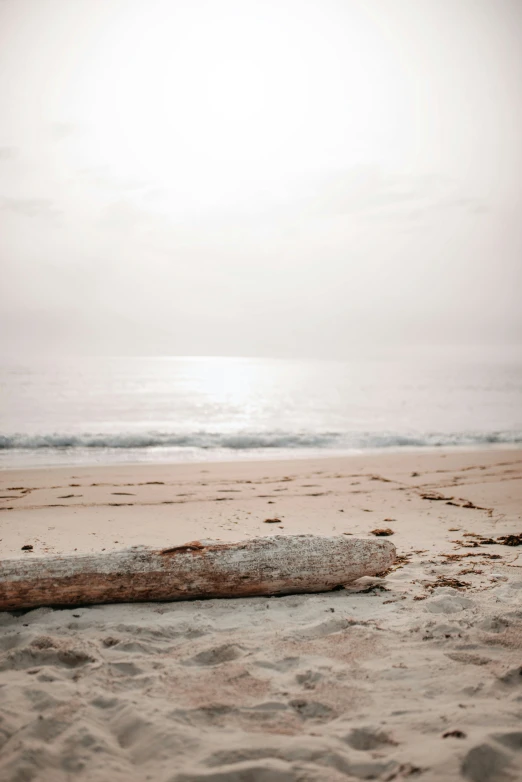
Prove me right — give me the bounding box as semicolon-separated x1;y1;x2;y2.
0;534;396;611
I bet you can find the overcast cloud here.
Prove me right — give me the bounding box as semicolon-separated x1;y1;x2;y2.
1;0;521;357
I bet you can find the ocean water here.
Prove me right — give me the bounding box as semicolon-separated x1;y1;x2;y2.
1;348;521;468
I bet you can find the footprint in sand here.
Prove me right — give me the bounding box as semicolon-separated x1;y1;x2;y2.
174;759;296;781
184;644;244;667
108;661;143;677
498;665;522;687
295;670;322;689
425;593;473;614
343;725;398;751
289;698;336;721
190;740;399;782
461;742;514;782
0;637;96;671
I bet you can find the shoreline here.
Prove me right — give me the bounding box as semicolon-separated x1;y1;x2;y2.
1;447;521;780
1;441;520;473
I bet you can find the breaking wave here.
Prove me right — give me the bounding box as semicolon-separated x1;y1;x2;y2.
1;430;521;451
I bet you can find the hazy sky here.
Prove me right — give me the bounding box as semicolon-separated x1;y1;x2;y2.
1;0;521;357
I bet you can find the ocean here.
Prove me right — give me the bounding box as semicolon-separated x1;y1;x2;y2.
1;347;521;468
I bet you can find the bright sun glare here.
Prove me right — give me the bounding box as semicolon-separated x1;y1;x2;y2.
66;0;408;215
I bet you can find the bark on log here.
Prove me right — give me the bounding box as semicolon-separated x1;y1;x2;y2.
0;534;396;611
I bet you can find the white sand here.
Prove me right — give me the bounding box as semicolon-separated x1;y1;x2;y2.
0;449;521;781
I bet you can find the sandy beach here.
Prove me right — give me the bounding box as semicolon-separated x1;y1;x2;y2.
3;0;522;779
1;448;521;781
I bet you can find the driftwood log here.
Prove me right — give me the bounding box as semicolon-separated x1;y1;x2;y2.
0;534;396;611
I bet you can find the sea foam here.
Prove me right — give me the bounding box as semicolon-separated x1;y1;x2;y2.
1;430;520;451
